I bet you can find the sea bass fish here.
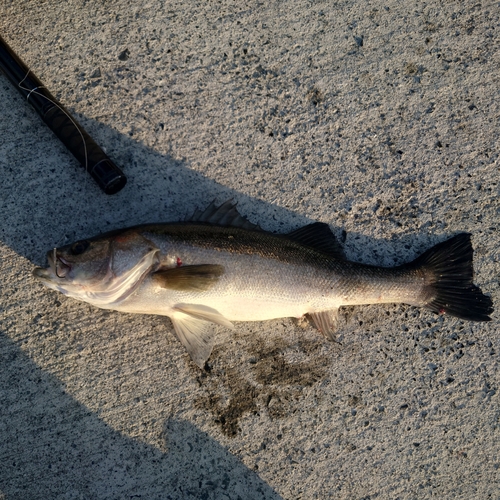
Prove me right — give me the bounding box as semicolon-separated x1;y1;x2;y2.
33;201;493;367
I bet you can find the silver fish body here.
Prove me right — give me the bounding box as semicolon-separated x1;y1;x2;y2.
33;201;493;367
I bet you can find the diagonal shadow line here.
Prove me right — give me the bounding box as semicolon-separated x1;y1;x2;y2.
0;71;322;267
0;333;283;500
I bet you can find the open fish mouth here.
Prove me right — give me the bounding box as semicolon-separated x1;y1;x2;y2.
33;249;71;282
32;265;59;287
54;255;71;278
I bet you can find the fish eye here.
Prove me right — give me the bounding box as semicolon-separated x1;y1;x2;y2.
70;240;90;256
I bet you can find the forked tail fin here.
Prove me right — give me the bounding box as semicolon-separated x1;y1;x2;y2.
412;233;493;321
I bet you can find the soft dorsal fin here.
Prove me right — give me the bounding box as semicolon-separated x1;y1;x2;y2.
152;264;224;291
287;222;345;259
188;200;261;230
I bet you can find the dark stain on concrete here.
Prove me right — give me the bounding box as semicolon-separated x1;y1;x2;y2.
195;331;330;436
195;365;258;437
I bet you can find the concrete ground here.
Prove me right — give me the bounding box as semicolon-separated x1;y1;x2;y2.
0;1;499;498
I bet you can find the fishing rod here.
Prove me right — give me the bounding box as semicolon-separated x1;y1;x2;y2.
0;34;127;195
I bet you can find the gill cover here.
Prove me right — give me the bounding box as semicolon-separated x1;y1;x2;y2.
83;232;159;306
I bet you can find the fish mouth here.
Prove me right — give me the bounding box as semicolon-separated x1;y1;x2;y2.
33;250;72;282
54;255;71;278
33;266;53;281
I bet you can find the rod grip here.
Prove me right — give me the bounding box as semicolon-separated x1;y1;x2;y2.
0;34;126;194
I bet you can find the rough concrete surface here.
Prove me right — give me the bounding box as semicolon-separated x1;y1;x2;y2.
0;0;499;498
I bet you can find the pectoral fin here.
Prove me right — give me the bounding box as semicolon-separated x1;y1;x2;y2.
308;309;339;341
153;264;224;291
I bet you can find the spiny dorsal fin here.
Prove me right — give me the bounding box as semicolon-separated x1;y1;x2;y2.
188;200;261;230
308;308;339;341
152;264;224;291
287;223;345;259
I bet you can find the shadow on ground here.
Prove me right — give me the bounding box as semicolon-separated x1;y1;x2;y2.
0;72;426;270
0;334;282;500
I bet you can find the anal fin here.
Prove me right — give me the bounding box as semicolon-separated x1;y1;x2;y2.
308;309;339;341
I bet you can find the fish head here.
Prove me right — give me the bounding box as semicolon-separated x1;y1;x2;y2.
34;237;111;290
33;230;159;306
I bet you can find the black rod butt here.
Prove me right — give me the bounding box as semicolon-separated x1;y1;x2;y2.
0;34;127;195
91;159;127;195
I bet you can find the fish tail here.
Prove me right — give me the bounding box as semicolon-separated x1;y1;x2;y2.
411;233;493;321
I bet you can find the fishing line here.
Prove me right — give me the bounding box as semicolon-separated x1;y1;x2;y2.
18;71;95;244
0;34;127;194
18;68;90;180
